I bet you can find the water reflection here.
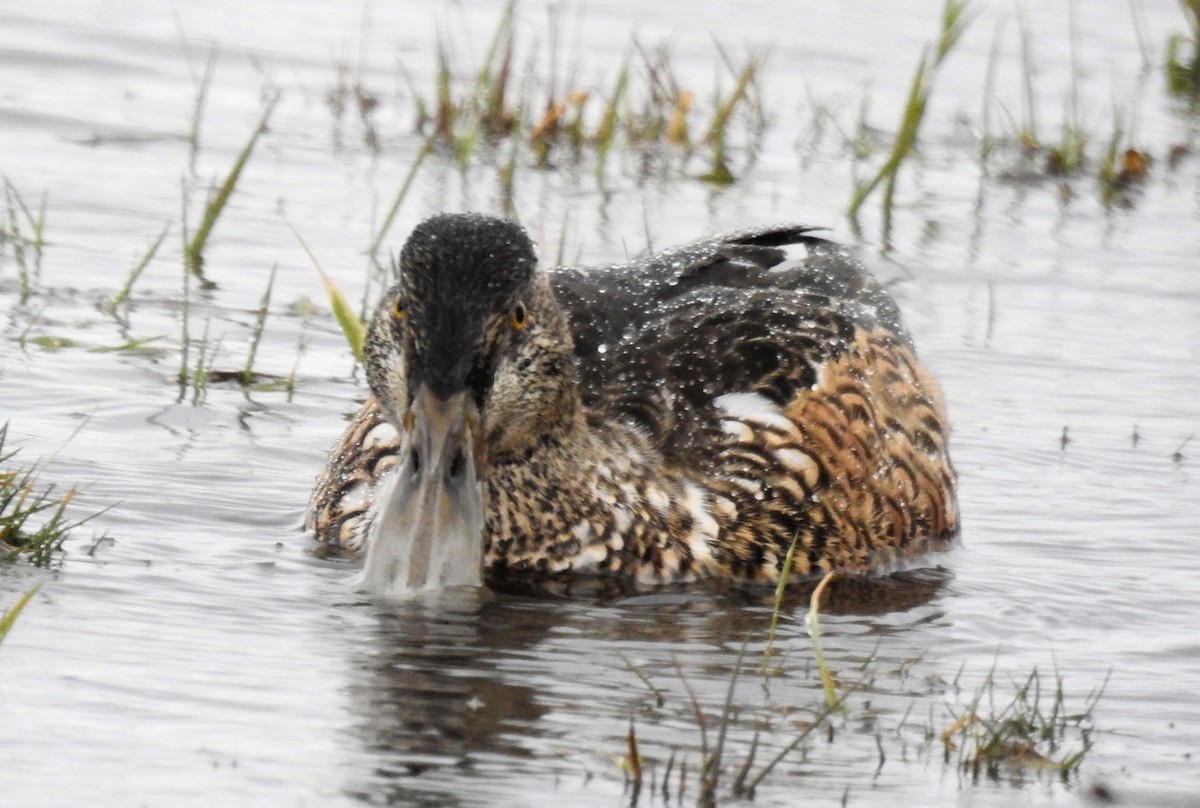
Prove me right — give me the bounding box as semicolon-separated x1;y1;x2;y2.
338;569;951;805
341;588;554;805
481;564;952;616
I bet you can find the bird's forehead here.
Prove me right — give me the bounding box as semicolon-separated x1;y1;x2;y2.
399;214;537;308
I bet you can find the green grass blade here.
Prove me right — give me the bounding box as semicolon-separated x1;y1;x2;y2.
742;693;844;797
807;571;841;710
367;138;433;267
0;586;39;646
847;0;972;222
187;46;219;174
109;221;171;309
289;223;366;362
184;92;279;276
241;262;278;384
594;55;631;173
617;651;665;708
759;531;800;673
848;50;929;219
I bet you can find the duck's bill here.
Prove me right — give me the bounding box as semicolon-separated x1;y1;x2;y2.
358;387;485;596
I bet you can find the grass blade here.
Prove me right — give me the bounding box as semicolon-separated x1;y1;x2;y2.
617;651;665;708
759;531;800;673
367;137;433;267
704;639;749;801
807;570;841;710
0;586;39;646
184;92;280;276
742;695;844;798
240;262;278;385
108;221;171;310
847;0;973;222
289;223;366;362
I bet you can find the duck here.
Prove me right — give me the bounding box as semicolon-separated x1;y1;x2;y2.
306;213;957;595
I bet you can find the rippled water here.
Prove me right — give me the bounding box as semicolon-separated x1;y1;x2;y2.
2;1;1198;806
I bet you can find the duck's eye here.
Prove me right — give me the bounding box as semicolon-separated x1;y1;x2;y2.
511;301;527;332
391;298;406;320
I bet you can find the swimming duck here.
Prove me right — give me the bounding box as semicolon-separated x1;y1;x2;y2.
306;213;957;594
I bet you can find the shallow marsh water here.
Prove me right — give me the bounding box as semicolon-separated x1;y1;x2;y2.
1;1;1198;806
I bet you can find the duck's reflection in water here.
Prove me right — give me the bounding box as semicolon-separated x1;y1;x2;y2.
340;587;556;805
339;567;951;805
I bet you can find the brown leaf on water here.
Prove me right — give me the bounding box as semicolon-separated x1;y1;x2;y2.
1117;148;1150;183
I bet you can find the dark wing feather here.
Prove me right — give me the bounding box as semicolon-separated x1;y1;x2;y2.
550;225;909;464
552;224;831;395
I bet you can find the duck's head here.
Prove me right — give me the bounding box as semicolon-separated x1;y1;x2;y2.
359;213;574;595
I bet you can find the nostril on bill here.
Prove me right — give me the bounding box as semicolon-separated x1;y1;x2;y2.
409;448;421;476
447;447;466;483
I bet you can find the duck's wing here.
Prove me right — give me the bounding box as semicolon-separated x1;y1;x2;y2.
551;224;843;399
554;227;957;577
550;225;912;463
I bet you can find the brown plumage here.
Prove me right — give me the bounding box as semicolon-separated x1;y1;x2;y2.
306;213;957;593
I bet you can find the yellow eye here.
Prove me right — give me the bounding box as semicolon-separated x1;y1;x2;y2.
392;298;406;320
511;301;527;331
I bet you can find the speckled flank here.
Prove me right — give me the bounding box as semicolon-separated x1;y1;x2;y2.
306;217;958;586
305;395;399;555
703;327;957;582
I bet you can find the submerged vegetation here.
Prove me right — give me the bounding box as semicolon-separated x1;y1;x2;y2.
318;0;1198;241
619;574;1107;804
979;3;1159;209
